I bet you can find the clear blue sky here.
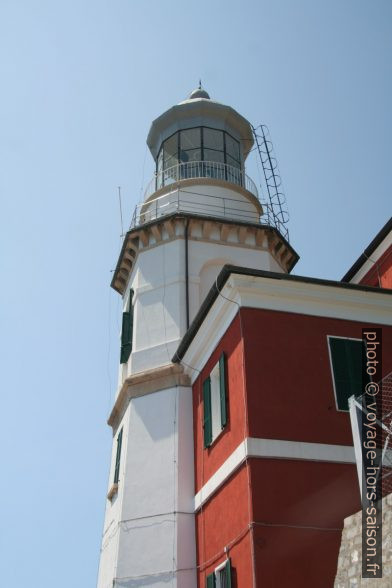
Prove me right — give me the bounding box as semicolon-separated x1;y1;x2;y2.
0;1;391;586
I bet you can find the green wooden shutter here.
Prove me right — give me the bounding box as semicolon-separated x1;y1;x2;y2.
120;290;134;364
346;340;367;395
329;338;368;411
114;428;123;484
224;559;232;588
219;353;228;428
206;572;216;588
203;377;212;448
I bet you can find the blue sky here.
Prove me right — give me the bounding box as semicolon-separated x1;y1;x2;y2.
0;1;391;586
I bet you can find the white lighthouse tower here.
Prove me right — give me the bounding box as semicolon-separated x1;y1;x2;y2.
96;87;297;588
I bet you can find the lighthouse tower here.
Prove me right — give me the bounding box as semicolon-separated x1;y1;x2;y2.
96;88;296;588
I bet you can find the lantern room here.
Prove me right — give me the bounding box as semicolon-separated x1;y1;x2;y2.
133;86;262;226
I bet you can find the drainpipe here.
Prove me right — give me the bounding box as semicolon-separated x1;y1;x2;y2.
185;218;190;330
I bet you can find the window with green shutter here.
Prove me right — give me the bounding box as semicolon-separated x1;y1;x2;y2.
113;428;123;484
207;559;232;588
219;353;227;428
328;336;370;411
120;289;134;364
203;377;212;448
203;352;228;448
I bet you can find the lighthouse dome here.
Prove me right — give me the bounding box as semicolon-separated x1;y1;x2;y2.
188;87;210;100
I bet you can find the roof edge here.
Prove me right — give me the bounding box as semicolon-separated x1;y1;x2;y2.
342;217;392;283
173;264;392;363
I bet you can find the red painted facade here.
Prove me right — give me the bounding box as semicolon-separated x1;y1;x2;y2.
242;308;392;444
197;465;254;587
251;458;360;587
193;306;392;587
193;313;248;490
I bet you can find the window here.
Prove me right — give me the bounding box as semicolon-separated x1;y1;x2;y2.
120;289;134;364
204;127;224;150
225;133;240;161
328;336;371;411
180;127;201;164
207;559;232;588
157;127;241;185
163;133;178;170
113;428;123;484
203;353;227;448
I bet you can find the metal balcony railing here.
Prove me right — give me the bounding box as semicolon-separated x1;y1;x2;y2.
143;160;259;201
130;189;261;229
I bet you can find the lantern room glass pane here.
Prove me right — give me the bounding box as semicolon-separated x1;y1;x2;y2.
164;134;178;169
225;134;240;162
204;149;224;164
157;149;163;188
157;149;163;172
226;154;241;170
204;128;224;151
180;148;201;163
180;128;201;150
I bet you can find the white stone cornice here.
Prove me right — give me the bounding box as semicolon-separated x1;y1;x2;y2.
233;274;392;324
108;363;190;432
111;215;297;295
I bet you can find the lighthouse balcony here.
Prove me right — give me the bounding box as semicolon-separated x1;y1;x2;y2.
131;160;261;229
146;160;258;199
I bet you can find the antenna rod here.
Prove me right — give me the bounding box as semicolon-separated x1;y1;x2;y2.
118;186;124;238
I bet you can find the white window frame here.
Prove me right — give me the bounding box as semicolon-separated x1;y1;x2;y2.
210;360;223;443
214;559;229;588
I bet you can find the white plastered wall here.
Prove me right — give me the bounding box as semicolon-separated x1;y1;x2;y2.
141;183;260;225
97;386;196;588
97;410;130;588
121;235;283;377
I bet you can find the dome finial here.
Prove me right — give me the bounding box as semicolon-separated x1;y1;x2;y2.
188;82;210;100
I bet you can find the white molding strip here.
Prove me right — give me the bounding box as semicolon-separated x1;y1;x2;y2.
194;437;356;511
195;441;247;511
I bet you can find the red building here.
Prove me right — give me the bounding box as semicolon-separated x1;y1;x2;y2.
173;220;392;587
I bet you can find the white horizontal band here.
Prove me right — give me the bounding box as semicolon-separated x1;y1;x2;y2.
194;437;355;511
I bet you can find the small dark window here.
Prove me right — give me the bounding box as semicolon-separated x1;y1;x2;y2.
328;337;371;411
113;428;123;484
120;290;134;364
